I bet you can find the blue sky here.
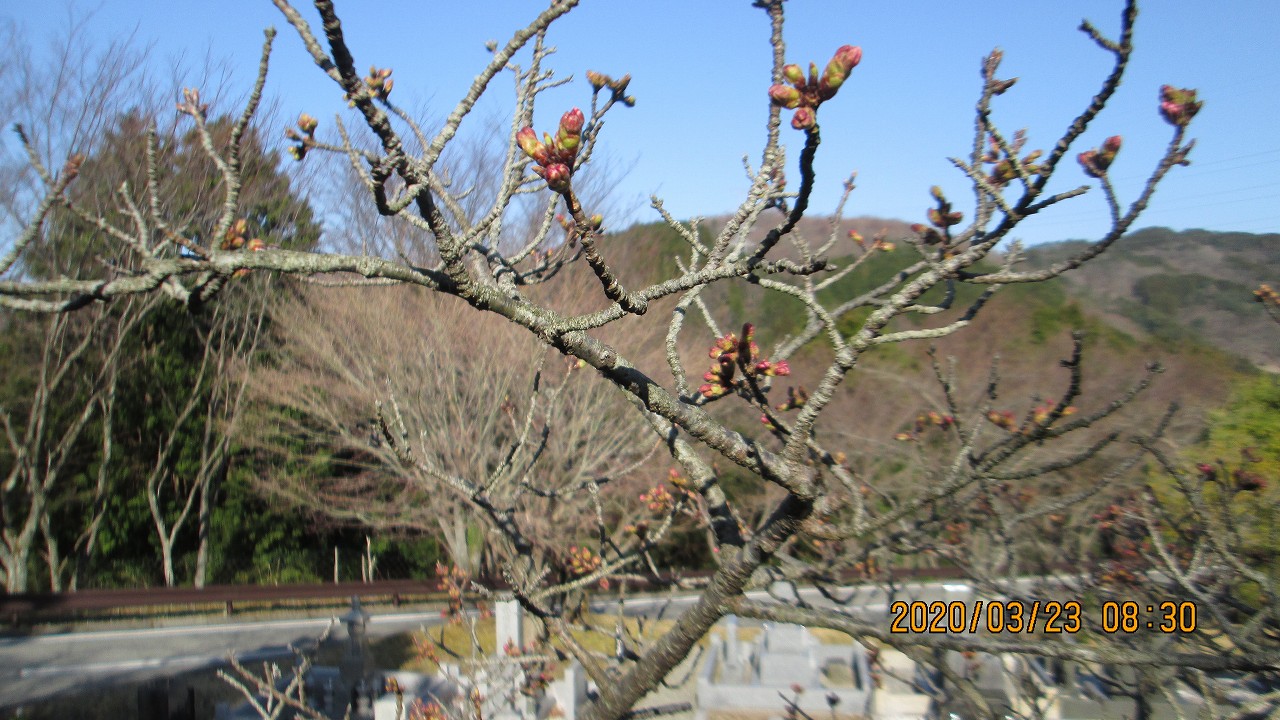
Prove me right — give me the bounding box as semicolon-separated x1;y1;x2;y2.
5;1;1278;246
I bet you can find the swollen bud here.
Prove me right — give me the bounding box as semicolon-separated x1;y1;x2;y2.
769;84;802;109
791;106;816;130
542;163;572;193
297;113;318;135
516;127;545;162
783;64;805;86
1159;85;1202;127
559;108;585;136
822;45;862;92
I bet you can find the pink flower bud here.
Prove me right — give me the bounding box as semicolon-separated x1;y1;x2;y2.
769;84;802;109
791;106;816;130
559;108;585;136
542;163;572;192
1158;85;1201;127
516;127;544;161
833;45;862;72
783;64;805;86
1102;135;1122;154
1077;149;1103;178
821;45;861;93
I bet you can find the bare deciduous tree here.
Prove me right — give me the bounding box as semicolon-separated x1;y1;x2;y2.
2;1;1275;719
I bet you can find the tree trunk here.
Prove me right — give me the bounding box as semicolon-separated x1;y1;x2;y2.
194;478;213;589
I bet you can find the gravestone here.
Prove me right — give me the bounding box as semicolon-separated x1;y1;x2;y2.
496;599;525;653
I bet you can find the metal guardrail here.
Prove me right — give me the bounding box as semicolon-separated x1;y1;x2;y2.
0;578;441;624
0;564;991;626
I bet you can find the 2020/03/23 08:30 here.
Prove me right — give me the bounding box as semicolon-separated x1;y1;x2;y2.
888;599;1198;634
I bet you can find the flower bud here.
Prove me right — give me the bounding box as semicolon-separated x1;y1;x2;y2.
609;74;631;94
1159;86;1201;126
1102;135;1122;154
586;70;610;90
769;84;802;109
821;45;862;92
833;45;862;72
559;108;585;136
246;237;267;252
791;106;816;130
542;163;572;192
783;64;804;86
1077;149;1103;178
62;153;85;181
516;127;539;157
297;113;318;135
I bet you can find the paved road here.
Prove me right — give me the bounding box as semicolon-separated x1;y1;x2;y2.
0;611;444;709
0;575;1076;710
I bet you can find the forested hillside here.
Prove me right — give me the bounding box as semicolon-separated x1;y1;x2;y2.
1022;227;1279;369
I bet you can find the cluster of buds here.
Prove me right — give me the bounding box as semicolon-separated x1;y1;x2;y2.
363;66;394;101
849;229;894;252
699;324;791;399
1031;400;1076;425
985;401;1075;434
285;113;319;161
1198;453;1269;493
639;484;675;513
221;219;268;279
412;633;442;666
910;186;963;245
851;556;880;578
517;109;585;193
175;87;209;118
1159;85;1201;127
556;211;603;236
566;545;602;575
585;70;636;107
435;562;472;624
981;130;1043;187
986;409;1019;432
409;700;447;720
1255;283;1279;308
1077;135;1122;178
768;45;862;130
667;468;694;491
776;385;809;412
894;410;956;441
